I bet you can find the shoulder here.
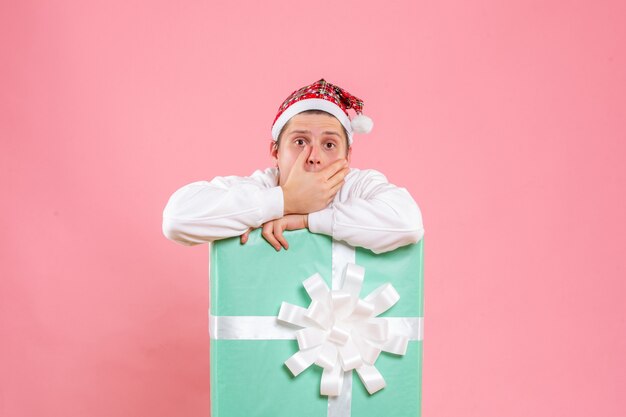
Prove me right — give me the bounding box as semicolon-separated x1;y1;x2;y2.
342;168;392;196
346;168;389;188
210;167;279;188
346;168;389;183
248;167;279;187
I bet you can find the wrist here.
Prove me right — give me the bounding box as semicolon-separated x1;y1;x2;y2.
281;186;292;214
303;214;309;229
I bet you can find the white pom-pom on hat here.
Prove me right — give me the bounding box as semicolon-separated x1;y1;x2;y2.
351;114;374;134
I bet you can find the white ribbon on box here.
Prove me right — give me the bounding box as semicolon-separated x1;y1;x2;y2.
209;240;423;417
279;263;412;396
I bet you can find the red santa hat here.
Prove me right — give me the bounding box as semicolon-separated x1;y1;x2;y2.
271;79;373;144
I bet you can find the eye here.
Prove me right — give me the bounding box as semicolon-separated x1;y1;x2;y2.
294;138;306;146
324;142;337;149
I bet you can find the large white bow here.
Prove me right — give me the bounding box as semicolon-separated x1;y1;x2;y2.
277;263;409;396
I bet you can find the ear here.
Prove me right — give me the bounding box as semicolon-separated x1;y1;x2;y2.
346;146;352;164
269;140;278;163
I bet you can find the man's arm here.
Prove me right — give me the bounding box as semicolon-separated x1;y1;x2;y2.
307;169;424;254
162;169;284;245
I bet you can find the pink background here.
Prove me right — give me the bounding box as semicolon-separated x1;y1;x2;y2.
2;0;625;416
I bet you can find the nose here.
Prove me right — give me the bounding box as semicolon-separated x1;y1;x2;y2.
306;145;321;166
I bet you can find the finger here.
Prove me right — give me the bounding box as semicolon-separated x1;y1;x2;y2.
274;224;289;250
329;178;345;195
283;146;310;184
325;180;345;206
292;145;310;173
240;228;252;244
321;158;348;179
327;167;350;188
261;222;281;251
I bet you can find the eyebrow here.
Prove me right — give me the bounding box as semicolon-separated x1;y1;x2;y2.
288;129;342;137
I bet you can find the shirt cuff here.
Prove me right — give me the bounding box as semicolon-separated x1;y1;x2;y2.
308;208;334;236
257;186;284;223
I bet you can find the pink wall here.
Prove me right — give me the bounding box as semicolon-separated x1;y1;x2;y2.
2;0;625;416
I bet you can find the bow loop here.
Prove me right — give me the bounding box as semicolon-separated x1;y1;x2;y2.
303;273;330;301
364;283;400;316
279;263;409;397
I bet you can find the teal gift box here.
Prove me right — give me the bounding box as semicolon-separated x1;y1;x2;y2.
209;229;424;417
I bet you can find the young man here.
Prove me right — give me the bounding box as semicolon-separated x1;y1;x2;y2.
162;79;424;254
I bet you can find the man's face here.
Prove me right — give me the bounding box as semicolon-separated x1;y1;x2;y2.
271;112;352;186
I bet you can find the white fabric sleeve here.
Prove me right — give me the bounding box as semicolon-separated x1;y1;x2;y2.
308;169;424;254
162;169;284;245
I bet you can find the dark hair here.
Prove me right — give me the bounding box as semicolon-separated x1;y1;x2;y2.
275;110;350;153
